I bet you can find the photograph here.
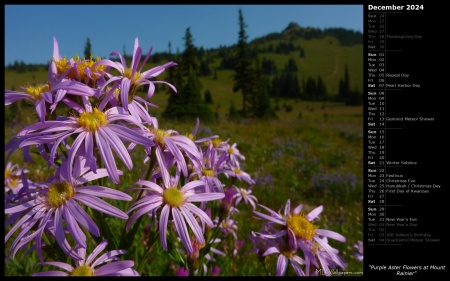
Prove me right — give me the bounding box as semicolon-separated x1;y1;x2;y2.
5;3;366;277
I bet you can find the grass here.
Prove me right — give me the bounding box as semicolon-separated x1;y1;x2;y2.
5;33;363;107
4;95;363;276
4;33;364;274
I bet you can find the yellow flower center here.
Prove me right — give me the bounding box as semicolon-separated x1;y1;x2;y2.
71;265;94;276
233;168;242;174
220;221;229;229
9;178;19;189
286;213;317;241
186;133;195;141
25;83;50;100
77;108;107;132
211;138;222;148
5;169;12;179
123;68;142;83
202;168;215;177
54;56;71;75
227;147;235;154
151;128;168;146
163;187;184;207
73;55;106;81
119;68;142;103
47;181;74;208
239;189;248;196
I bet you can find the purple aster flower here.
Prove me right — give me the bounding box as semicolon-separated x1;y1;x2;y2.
140;123;202;182
190;145;227;193
223;166;255;185
5;82;53;123
98;85;159;125
215;215;238;240
50;37;107;86
4;162;29;194
32;240;139;276
233;185;258;210
262;234;306;276
354;240;363;261
5;156;132;262
48;76;100;114
5;48;96;123
7;100;153;184
204;137;226;151
50;35;73;78
4;173;27;200
126;173;224;254
217;140;245;168
253;199;347;275
93;37;177;112
5;167;39;208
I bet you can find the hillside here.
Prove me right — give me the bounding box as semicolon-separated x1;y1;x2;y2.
4;22;363;119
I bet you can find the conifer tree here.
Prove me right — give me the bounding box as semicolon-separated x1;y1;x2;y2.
316;75;328;101
163;28;213;121
338;64;351;102
233;8;253;118
249;55;277;119
84;37;92;59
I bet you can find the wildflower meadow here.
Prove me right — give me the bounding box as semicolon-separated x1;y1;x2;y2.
4;37;364;276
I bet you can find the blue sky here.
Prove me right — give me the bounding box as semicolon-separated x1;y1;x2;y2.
5;4;363;66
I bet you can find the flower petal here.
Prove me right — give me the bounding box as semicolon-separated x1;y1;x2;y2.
98;127;133;170
126;199;162;231
172;207;192;254
95;130;120;184
307;205;323;221
263;246;280;256
95;261;135;276
159;205;170;251
179;205;204;246
54;207;82;260
183;203;214;227
42;261;74;272
65;199;100;237
186;192;225;202
316;229;346;242
86;240;108;266
76;185;131;201
63;204;87;248
33;271;69;276
276;255;288;276
92;249;127;268
74;194;128;220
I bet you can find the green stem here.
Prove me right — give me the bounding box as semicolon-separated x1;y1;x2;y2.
136;231;160;274
261;256;271;276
